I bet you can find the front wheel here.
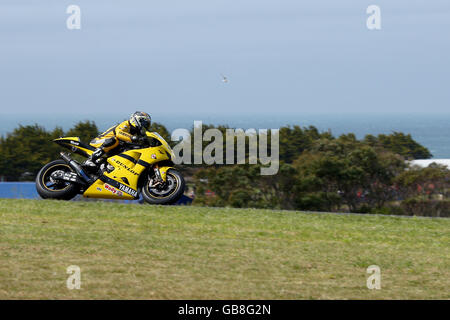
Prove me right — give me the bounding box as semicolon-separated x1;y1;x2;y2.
36;160;80;200
142;169;185;205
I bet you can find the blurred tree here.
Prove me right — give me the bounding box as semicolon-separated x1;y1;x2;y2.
0;122;99;181
364;132;431;160
0;125;61;181
149;122;171;143
193;163;299;209
279;125;333;163
66;120;99;143
293;136;406;212
395;163;449;200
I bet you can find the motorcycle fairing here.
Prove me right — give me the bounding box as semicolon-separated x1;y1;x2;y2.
54;137;95;158
82;144;173;199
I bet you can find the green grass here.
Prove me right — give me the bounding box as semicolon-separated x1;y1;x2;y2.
0;199;449;299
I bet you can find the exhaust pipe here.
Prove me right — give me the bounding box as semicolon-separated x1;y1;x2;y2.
60;152;93;184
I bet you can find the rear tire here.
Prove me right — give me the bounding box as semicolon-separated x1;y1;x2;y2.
142;169;185;205
36;160;80;200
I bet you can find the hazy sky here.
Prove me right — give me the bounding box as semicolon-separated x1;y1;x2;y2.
0;0;449;118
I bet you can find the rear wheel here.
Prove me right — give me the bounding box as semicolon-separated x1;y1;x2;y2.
35;160;80;200
142;169;185;205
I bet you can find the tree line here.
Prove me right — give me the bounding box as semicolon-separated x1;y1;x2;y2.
0;121;447;216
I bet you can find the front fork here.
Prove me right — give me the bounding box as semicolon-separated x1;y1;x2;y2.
151;165;165;187
149;164;174;188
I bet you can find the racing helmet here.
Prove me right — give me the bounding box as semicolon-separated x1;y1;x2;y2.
129;111;152;134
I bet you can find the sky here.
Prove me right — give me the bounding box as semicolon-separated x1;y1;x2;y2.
0;0;449;120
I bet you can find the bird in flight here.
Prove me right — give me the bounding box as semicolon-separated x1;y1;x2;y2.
221;74;228;83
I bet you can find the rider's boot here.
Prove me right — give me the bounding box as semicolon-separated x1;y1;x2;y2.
83;148;104;169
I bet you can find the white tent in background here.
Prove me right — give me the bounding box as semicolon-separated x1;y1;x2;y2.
409;159;450;168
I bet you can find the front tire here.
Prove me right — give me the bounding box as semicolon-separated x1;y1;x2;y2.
36;160;80;200
142;169;185;205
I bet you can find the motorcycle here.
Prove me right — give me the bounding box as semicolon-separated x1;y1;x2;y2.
35;131;185;204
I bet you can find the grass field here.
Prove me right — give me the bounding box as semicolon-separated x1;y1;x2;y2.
0;199;448;299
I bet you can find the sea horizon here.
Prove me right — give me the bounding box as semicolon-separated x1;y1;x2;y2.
1;112;449;159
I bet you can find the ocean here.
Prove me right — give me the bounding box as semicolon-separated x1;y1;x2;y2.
1;113;449;159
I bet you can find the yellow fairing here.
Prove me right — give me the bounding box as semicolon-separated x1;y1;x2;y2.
83;180;135;200
157;166;174;181
53;137;94;157
82;144;172;199
146;132;175;160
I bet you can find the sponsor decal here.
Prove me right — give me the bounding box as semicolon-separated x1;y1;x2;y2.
61;172;78;182
151;154;157;159
114;159;139;176
96;187;102;192
70;141;80;146
104;183;123;196
117;183;138;198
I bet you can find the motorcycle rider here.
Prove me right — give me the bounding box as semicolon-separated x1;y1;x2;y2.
83;111;152;168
